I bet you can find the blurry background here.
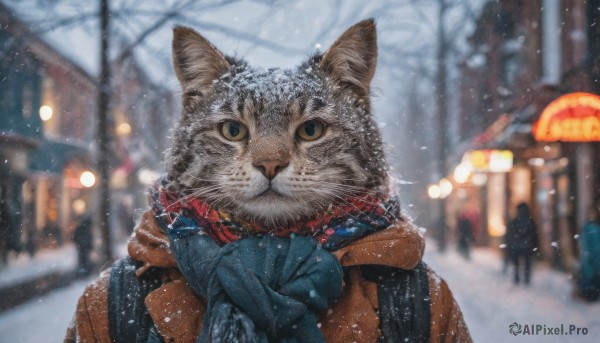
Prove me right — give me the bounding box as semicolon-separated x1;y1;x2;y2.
0;0;599;342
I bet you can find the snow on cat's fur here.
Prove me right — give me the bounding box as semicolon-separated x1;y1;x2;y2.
166;19;388;226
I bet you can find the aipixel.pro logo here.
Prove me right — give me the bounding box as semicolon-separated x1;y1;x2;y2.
509;322;522;336
509;322;589;336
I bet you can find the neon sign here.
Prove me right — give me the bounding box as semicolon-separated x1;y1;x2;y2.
463;149;513;172
533;92;600;142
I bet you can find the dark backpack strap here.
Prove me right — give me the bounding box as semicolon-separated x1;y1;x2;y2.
108;257;164;343
362;261;431;343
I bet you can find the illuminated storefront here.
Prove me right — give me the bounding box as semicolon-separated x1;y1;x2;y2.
528;92;600;270
468;149;512;243
447;92;599;270
28;139;96;250
439;149;513;246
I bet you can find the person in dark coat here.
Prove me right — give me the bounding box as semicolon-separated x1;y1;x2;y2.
1;199;22;262
578;197;600;301
506;203;538;285
0;200;13;265
457;211;474;260
73;213;93;276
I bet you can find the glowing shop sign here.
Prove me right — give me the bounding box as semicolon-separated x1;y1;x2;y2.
533;92;600;142
465;149;513;172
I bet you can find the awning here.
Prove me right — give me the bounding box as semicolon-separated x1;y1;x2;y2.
28;138;91;174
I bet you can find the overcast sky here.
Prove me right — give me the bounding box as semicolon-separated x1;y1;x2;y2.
4;1;480;91
3;0;485;202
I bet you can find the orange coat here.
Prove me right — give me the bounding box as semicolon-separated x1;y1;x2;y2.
65;211;472;343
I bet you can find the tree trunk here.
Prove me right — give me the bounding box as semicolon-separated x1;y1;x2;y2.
435;0;449;252
97;0;113;262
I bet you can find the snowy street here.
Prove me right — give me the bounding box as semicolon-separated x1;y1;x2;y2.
424;241;600;343
0;241;597;342
0;278;89;342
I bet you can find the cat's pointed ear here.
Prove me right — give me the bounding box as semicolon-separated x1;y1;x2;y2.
172;26;230;92
319;19;377;107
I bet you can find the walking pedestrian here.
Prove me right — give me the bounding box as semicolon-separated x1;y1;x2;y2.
506;203;538;285
1;199;22;260
0;200;12;265
72;213;93;276
578;197;600;301
457;210;474;260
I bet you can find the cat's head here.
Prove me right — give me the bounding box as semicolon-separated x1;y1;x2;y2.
166;19;388;226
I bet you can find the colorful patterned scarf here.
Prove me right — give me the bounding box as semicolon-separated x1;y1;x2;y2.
151;177;400;251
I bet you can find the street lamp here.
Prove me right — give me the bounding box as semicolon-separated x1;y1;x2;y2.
428;184;442;199
453;163;470;184
80;171;96;188
73;198;86;215
39;105;53;121
116;122;132;136
439;178;453;199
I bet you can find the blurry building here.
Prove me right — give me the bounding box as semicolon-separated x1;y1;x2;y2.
109;55;176;237
451;0;600;272
0;3;175;263
0;5;97;258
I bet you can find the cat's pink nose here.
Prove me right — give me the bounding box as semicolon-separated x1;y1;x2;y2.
253;159;289;180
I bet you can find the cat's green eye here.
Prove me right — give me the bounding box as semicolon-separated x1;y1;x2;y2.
297;120;325;141
221;121;248;141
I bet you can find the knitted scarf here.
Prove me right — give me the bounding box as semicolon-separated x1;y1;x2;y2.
151;178;400;251
150;177;400;343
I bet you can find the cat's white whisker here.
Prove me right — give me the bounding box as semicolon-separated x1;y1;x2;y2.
165;21;390;227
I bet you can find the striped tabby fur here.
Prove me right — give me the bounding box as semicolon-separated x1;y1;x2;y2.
166;19;388;227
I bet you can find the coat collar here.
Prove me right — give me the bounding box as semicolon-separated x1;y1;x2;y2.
128;209;425;342
128;209;425;274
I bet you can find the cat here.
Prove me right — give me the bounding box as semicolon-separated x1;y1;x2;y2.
166;19;388;227
66;20;473;343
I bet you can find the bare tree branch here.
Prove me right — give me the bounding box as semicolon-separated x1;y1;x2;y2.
112;10;181;64
178;17;305;56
